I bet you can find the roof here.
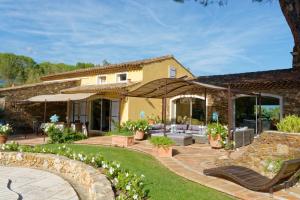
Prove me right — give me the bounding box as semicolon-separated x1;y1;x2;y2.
126;78;228;99
41;55;175;81
0;80;80;92
61;81;141;94
198;68;300;90
27;93;95;102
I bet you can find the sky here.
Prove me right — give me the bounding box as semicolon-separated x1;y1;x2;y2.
0;0;294;75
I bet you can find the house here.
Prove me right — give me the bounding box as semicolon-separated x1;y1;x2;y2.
0;55;194;133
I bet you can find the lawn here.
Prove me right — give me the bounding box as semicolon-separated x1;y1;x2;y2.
44;144;234;200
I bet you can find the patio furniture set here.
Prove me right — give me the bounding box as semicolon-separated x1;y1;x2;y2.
149;123;255;147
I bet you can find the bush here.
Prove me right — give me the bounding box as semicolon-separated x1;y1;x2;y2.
45;124;87;143
135;120;150;133
1;143;147;200
150;136;174;147
276;115;300;133
263;158;284;174
207;123;227;140
0;124;13;136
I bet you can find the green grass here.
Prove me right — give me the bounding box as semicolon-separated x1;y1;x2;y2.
44;144;234;200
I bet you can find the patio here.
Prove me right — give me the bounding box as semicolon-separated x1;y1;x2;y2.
8;135;300;200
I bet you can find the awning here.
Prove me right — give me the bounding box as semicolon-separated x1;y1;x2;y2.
27;93;95;102
126;78;227;98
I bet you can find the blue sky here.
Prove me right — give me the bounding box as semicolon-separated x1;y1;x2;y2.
0;0;293;75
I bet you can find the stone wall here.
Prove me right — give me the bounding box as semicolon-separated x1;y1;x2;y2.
0;80;80;132
223;131;300;177
0;152;114;200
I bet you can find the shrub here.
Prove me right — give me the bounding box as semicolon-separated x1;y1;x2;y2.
108;130;134;137
45;124;87;143
263;158;284;174
276;115;300;133
1;143;148;200
150;136;174;148
0;124;13;136
207;123;227;140
135;120;150;133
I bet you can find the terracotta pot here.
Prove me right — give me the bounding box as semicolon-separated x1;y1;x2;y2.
134;130;145;140
0;135;7;144
148;119;155;125
208;134;222;149
112;135;134;147
153;146;173;157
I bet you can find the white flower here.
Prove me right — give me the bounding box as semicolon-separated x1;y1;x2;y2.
113;178;119;184
91;157;95;163
116;163;120;168
133;194;138;200
109;167;114;175
125;173;129;177
141;174;145;178
126;185;131;191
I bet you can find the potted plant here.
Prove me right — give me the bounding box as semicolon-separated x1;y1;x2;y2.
0;124;12;144
150;136;174;157
134;119;150;140
207;123;227;149
111;121;135;147
147;114;161;125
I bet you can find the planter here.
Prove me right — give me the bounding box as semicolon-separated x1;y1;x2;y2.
148;119;155;125
208;134;222;149
153;146;172;157
0;135;7;144
134;130;145;140
112;135;134;147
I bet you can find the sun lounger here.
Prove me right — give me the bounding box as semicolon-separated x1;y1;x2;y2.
203;158;300;193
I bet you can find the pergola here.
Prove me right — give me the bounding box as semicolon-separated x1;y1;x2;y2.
126;77;258;139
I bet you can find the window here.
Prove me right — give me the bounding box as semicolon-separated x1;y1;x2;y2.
116;73;127;82
97;76;106;84
169;66;176;78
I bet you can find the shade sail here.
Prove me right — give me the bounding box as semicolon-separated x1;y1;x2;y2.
27;93;95;102
126;78;227;98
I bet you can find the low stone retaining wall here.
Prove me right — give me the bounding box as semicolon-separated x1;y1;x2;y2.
0;152;114;200
225;131;300;176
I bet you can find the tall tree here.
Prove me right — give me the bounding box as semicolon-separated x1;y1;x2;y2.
175;0;300;69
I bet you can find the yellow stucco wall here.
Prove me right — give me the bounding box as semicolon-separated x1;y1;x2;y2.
126;58;194;122
80;70;143;86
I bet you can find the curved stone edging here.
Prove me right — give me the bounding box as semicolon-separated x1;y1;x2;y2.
0;152;115;200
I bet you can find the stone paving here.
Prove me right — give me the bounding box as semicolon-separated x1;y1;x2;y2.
0;166;78;200
8;135;300;200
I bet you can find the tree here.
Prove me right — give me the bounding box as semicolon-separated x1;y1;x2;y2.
102;59;111;66
0;53;36;86
175;0;300;69
0;53;97;85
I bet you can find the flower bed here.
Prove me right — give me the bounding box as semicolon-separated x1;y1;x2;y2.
1;143;148;200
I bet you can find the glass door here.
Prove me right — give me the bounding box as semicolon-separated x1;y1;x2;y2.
91;99;111;132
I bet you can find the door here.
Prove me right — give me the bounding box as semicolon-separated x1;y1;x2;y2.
111;100;120;131
91;99;111;132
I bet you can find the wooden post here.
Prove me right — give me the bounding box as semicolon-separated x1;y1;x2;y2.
43;100;47;142
227;85;233;141
258;93;262;134
163;79;168;136
162;97;167;136
204;88;207;125
67;99;71;124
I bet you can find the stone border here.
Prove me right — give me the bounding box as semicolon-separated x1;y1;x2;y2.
0;152;114;200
